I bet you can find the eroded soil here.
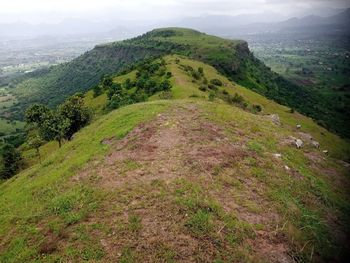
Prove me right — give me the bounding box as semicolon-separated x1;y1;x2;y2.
73;104;295;262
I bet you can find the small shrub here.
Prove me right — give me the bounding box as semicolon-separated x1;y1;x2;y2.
208;84;218;90
222;90;229;95
166;72;172;79
199;85;207;92
210;78;223;86
208;91;216;101
231;93;244;104
252;104;262;113
182;65;193;72
192;71;201;80
198;67;204;75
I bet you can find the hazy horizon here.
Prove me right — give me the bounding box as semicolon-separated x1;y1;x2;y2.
1;0;349;25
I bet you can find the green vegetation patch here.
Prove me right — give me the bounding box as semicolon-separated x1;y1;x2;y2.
0;101;170;262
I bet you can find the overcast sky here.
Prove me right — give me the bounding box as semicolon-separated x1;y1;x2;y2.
0;0;349;24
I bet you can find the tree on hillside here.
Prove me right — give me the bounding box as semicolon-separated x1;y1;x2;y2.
107;83;122;99
27;135;44;163
26;106;68;148
41;115;70;148
158;80;171;91
58;94;91;141
102;75;113;89
0;144;22;179
93;84;102;98
25;104;52;124
25;94;91;147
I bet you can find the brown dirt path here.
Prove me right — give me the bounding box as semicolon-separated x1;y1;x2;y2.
75;103;293;262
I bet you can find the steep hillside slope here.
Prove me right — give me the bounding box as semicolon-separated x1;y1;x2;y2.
5;28;345;137
1;55;349;262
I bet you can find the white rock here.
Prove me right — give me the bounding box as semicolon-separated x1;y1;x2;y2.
284;165;290;171
323;150;328;154
311;141;320;148
270;114;281;126
273;153;282;158
295;139;303;149
296;124;301;129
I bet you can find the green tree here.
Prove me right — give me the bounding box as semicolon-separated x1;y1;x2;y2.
25;94;91;147
107;83;122;99
25;105;62;147
38;113;69;148
27;135;44;163
123;78;133;90
25;104;51;124
0;144;22;179
57;94;91;141
102;75;113;89
158;80;171;91
93;85;102;98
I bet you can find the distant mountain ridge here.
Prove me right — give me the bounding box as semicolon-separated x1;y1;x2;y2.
6;28;348;138
178;8;350;36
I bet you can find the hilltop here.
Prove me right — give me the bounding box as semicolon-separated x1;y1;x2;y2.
1;54;349;262
2;28;347;137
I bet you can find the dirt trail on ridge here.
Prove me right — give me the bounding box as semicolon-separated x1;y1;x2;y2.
76;104;293;262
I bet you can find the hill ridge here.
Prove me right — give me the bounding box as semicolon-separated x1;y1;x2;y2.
1;54;349;262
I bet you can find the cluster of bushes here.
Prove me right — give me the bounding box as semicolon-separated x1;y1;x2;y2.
180;65;206;82
179;63;263;114
220;91;263;113
103;60;173;110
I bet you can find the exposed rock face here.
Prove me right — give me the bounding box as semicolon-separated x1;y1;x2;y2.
269;114;281;126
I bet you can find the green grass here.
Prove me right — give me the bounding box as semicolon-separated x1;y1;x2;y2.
1;54;349;262
128;214;142;233
0;101;171;262
162;55;349;160
201;101;350;261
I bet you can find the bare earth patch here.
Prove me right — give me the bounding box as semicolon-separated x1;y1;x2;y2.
74;104;295;262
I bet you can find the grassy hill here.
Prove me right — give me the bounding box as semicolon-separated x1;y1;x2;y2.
1;54;349;262
2;28;348;137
